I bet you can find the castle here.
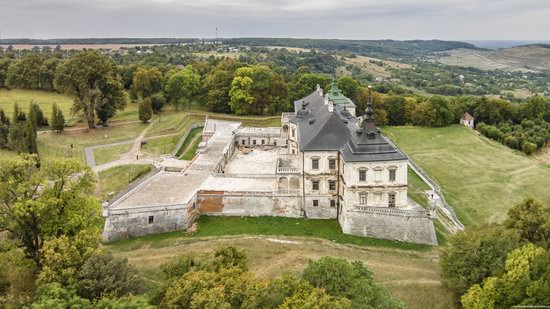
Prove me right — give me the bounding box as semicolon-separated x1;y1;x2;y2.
103;82;437;245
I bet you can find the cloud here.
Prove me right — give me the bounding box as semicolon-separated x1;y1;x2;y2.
0;0;548;39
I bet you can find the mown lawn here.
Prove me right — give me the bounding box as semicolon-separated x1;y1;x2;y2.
98;164;153;201
141;134;180;157
93;142;132;165
408;166;431;208
179;133;202;160
37;122;147;163
0;89;76;125
384;125;550;226
108;216;430;252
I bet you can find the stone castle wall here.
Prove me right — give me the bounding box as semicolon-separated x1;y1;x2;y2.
102;202;194;242
339;206;437;245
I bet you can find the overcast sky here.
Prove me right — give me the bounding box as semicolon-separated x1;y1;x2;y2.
0;0;549;40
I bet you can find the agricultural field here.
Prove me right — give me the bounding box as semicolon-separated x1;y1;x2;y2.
384;125;550;226
343;55;411;78
436;45;550;72
108;216;455;309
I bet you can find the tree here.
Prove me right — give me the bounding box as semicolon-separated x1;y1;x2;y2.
289;73;331;102
149;92;166;114
8;120;37;154
0;156;101;266
30;283;92;309
461;244;550;308
383;95;407;125
29;103;48;127
37;229;102;287
0;108;9;149
50;103;65;132
5;54;43;89
229;65;288;115
302;256;403;308
338;76;361;103
132;67;163;98
138;98;153;123
54;50;126;128
165;65;201;110
0;58;11;88
439;224;520;295
76;251;143;300
39;58;60;91
505;198;550;248
521;141;537;155
203;59;245;113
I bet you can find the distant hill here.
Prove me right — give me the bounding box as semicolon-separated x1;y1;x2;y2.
437;45;550;72
0;37;479;61
221;38;479;60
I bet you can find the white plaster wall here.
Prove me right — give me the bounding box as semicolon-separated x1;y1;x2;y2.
343;160;408;187
303;151;339;174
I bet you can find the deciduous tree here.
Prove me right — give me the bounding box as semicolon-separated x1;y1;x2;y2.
0;156;101;266
132;67;163;98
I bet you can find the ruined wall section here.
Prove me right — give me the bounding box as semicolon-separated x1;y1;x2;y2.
102;201;195;242
197;190;302;218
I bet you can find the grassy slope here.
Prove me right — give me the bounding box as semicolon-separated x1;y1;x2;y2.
175;127;203;157
384;125;550;226
108;217;455;309
141;134;180;157
97;164;153;201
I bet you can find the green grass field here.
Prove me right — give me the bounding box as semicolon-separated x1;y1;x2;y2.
97;164;153;201
384;125;550;226
0;89;76;125
38;122;147;162
93;143;132;165
141;134;180;157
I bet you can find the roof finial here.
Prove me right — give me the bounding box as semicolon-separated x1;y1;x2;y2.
363;85;377;138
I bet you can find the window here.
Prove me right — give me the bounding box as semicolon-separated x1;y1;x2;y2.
292;128;296;137
312;180;319;191
313;199;319;207
388;192;396;208
328;180;336;191
261;139;265;145
274;140;277;146
359;193;368;205
253;140;257;145
358;170;366;182
241;139;246;145
330;200;336;208
389;169;396;181
311;158;319;170
328;158;336;170
148;216;154;224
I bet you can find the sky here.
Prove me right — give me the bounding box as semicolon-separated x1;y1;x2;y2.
0;0;549;40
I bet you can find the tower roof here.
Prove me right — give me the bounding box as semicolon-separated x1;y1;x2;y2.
327;80;356;108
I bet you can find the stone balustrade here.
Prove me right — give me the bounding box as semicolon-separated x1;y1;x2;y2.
352;205;429;218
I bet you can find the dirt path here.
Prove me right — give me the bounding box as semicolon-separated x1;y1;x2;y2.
37;120;143;135
88;120;156;172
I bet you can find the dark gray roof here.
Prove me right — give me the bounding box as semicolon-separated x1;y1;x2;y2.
289;90;407;162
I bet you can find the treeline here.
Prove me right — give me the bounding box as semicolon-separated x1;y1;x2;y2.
0;102;64;153
0;154;402;307
221;38;479;60
474;96;550;154
440;198;550;307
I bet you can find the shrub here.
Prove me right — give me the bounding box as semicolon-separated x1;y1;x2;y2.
521;141;537;155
